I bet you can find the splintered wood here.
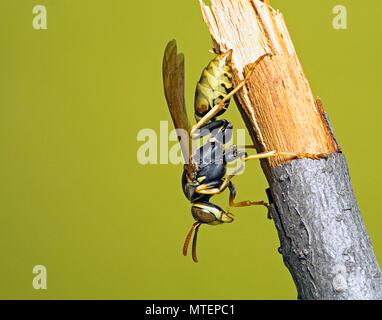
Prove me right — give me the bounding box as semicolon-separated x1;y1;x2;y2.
199;0;338;175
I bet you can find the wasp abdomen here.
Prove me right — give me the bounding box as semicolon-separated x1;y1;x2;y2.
194;50;233;121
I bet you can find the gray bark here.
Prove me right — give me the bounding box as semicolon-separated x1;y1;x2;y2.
267;152;382;300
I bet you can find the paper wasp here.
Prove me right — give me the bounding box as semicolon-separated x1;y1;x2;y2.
163;40;327;263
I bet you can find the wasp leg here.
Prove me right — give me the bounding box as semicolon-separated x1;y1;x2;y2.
224;145;325;164
194;164;243;196
195;158;245;196
195;180;227;195
190;53;272;138
228;181;268;208
243;150;329;161
183;222;201;257
208;150;328;202
196;150;327;196
192;223;201;263
225;150;327;182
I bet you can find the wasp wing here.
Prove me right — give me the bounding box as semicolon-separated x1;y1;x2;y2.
163;40;191;163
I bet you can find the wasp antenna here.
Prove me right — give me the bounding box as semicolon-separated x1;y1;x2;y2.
183;222;200;257
192;223;202;263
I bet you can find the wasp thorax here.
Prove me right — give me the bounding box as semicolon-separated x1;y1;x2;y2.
191;202;234;225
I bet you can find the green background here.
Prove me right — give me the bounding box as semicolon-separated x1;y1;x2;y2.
0;0;380;299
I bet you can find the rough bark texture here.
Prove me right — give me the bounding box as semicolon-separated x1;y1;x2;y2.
199;0;382;299
268;153;382;299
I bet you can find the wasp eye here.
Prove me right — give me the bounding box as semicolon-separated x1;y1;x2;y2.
191;203;233;225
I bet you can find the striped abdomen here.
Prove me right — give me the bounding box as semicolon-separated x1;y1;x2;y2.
194;50;233;121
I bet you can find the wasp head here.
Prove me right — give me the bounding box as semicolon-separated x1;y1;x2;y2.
191;202;233;225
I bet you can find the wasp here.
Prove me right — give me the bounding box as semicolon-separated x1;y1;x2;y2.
163;40;327;262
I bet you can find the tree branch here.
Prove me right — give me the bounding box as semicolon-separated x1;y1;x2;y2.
199;0;382;299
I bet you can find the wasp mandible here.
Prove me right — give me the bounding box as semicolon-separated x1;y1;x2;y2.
163;40;327;263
